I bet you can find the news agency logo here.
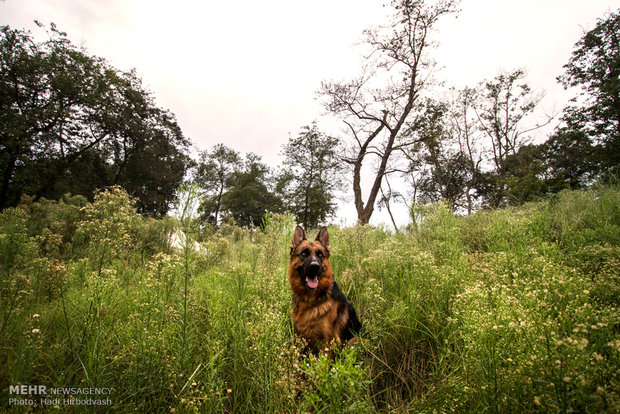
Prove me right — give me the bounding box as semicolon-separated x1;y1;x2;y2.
8;384;113;407
9;385;113;395
9;385;48;395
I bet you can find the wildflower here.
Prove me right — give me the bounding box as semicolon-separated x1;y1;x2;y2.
563;376;571;383
577;338;589;350
32;314;40;319
227;389;232;394
32;329;40;334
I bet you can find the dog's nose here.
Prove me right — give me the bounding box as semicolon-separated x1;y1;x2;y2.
308;261;320;273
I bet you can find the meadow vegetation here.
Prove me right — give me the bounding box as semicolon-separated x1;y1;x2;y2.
1;186;619;412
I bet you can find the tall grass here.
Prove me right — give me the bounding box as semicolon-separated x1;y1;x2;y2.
0;186;618;412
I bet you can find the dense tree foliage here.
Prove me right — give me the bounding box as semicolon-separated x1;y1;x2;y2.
221;153;282;228
194;148;281;228
540;128;597;192
194;144;241;224
0;24;190;215
277;124;344;229
558;10;620;177
195;125;345;230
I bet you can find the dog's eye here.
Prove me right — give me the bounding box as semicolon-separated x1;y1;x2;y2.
300;249;309;257
317;250;324;258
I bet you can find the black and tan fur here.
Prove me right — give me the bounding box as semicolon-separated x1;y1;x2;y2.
288;226;361;352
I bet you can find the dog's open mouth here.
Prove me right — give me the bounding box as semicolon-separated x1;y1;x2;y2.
305;276;319;289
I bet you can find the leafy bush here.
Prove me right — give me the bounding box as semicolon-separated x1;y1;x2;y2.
17;193;88;259
76;186;141;264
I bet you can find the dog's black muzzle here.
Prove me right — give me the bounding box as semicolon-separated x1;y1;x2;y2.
301;255;322;289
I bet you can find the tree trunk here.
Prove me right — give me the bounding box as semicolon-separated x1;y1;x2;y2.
380;185;399;234
214;183;224;224
359;90;415;224
0;155;17;210
352;157;365;222
350;122;386;225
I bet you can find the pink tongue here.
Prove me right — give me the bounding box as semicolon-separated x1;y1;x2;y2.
306;277;319;289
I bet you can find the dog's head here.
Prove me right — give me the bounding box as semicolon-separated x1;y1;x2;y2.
289;225;331;291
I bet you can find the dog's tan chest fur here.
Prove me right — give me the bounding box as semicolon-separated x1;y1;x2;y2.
293;297;339;344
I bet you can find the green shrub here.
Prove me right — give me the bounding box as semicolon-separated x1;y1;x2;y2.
76;186;141;266
303;348;373;413
17;193;88;259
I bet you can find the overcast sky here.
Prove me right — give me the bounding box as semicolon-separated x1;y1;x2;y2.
2;0;618;227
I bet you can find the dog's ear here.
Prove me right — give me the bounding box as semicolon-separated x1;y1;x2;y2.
315;226;330;250
291;226;306;250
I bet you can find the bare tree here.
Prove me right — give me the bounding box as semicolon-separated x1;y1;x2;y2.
319;0;458;224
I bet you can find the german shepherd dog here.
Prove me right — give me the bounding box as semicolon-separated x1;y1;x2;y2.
288;226;361;352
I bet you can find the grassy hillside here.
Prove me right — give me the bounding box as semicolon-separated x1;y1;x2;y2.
1;186;619;412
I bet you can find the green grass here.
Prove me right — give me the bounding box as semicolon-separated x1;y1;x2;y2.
1;186;619;412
